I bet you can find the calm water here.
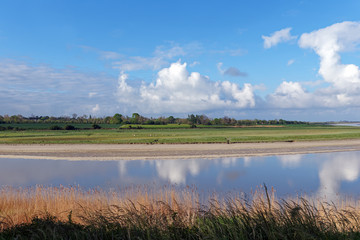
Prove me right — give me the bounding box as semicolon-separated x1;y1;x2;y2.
1;151;360;199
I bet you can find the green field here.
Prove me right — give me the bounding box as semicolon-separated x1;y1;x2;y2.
1;124;360;144
0;123;121;130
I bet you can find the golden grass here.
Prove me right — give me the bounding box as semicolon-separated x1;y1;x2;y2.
0;185;200;230
1;185;360;234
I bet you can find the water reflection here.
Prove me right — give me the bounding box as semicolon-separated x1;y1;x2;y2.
277;155;303;168
1;151;360;198
318;152;360;199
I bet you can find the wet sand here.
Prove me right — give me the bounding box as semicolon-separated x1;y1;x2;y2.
1;139;360;161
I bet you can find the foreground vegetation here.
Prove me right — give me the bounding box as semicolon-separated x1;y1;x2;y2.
0;124;360;144
1;185;360;239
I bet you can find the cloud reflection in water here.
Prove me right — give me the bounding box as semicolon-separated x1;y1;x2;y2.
118;158;238;185
1;151;360;199
317;152;360;199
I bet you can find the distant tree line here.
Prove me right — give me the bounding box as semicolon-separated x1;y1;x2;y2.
0;113;308;126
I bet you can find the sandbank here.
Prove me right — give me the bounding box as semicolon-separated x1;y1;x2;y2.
1;139;360;161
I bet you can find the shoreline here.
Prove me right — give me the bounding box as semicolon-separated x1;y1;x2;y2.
1;139;360;161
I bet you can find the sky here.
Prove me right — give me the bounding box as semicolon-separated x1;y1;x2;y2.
1;0;360;121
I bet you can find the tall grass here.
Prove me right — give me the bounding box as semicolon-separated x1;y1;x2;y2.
1;185;360;239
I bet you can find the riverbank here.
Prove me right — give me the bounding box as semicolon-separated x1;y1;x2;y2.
1;139;360;160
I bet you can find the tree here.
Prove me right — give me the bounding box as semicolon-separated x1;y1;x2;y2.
131;113;140;124
187;114;197;124
166;116;175;124
111;113;123;124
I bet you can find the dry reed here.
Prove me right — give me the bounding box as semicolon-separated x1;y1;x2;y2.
1;184;360;238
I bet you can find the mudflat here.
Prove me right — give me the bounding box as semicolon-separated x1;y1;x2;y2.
1;139;360;160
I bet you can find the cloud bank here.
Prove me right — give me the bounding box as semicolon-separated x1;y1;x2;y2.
0;60;117;116
117;61;255;114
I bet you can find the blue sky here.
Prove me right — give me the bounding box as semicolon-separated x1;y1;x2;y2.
1;0;360;121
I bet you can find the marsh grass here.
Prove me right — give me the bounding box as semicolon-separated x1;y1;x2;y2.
2;125;360;144
1;185;360;239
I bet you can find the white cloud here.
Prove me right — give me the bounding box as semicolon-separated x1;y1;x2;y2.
267;81;312;108
287;59;295;66
268;22;360;110
262;27;297;49
299;21;360;103
92;104;100;113
117;61;255;114
0;59;117;116
112;44;190;71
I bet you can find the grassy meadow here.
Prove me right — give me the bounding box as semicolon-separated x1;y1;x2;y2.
1;185;360;239
1;124;360;144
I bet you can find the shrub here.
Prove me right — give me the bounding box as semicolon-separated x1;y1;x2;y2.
92;124;101;129
50;125;63;130
64;125;76;130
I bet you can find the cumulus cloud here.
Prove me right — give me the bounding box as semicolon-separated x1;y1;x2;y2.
262;27;297;48
217;62;248;77
267;81;312;108
117;61;255;114
267;22;360;110
299;21;360;105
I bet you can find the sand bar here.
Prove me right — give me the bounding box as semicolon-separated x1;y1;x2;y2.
1;139;360;161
